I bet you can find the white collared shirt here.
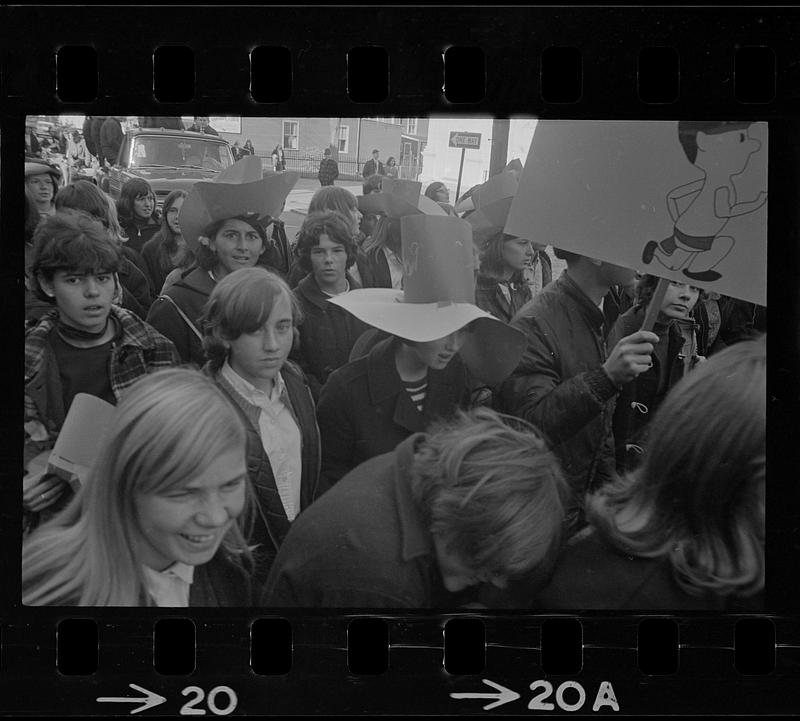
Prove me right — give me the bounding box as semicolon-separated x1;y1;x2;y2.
143;562;194;607
221;361;302;521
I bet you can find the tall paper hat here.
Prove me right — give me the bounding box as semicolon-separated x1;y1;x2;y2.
327;215;525;385
179;155;300;251
462;170;521;248
358;176;446;218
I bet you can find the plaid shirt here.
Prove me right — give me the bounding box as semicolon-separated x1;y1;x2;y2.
24;306;180;462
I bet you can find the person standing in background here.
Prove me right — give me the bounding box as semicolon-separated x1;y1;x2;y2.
272;145;286;171
188;116;219;136
385;156;399;179
317;148;339;186
361;148;384;178
100;116;125;166
243;139;255;157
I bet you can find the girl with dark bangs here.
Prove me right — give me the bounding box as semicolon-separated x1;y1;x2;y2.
116;178;160;255
140;189;193;295
24;212;180;534
200;266;321;589
535;336;765;610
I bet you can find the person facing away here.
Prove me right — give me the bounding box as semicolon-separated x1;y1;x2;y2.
608;275;703;472
362;148;384;178
498;249;658;529
289;211;369;399
99;115;125;165
317;147;339;186
200;266;321;589
23;369;254;607
261;407;569;608
534;335;765;611
24;212;180;533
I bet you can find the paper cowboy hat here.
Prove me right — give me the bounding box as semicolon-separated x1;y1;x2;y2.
179;155;300;251
457;170;522;248
327;214;526;385
357;176;446;218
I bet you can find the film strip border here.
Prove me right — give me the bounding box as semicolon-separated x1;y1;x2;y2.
3;5;800;716
1;614;799;714
1;7;800;113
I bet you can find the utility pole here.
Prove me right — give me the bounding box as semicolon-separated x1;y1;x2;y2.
488;118;510;177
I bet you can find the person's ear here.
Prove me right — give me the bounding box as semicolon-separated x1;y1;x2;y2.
37;274;56;299
198;235;213;250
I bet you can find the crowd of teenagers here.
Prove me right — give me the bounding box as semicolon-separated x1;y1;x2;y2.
23;148;766;610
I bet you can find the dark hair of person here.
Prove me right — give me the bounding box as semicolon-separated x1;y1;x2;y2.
424;181;446;200
201;266;304;372
54;180;111;226
116;178;158;224
587;336;766;598
30;211;122;303
387;156;396;166
362;174;382;195
308;185;357;219
295;211;358;273
363;214;401;257
195;214;269;272
478;231;526;281
409;407;568;581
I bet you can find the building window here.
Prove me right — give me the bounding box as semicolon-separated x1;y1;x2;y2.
337;125;349;154
405;118;418;135
282;120;299;150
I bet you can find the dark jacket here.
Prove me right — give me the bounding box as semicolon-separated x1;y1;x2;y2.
318;157;339;186
261;433;454;608
291;273;370;400
316;336;472;492
534;527;763;611
258;220;292;278
190;550;253;606
100;117;124;165
362;158;384;178
90;117;105;163
146;266;214;366
357;247;393;288
188;124;219;136
82;117;96;157
498;272;620;511
474;273;532;323
118;255;154;318
120;218;160;256
208;362;321;590
608;307;687;472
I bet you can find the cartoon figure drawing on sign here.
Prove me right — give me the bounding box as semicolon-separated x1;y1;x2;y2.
642;121;767;282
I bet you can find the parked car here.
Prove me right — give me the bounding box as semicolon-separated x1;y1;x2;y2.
100;128;235;209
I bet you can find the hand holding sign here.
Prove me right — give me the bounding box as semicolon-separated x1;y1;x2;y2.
602;330;660;387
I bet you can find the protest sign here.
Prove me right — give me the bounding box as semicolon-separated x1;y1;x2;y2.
505;120;767;305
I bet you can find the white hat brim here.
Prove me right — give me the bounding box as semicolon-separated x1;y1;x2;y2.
328;289;525;384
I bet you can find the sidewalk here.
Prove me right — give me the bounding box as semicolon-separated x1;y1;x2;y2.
280;177;363;240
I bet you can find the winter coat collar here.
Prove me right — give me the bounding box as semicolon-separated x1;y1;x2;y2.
295;272;361;311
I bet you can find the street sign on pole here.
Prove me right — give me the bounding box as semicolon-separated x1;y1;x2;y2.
449;131;482;149
449;132;482;201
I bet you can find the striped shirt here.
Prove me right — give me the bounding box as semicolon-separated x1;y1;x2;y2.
403;378;428;412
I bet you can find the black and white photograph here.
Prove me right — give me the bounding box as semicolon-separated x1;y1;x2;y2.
22;114;767;611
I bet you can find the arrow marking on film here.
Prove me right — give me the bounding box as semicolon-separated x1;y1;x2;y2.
450;678;520;710
97;684;167;714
